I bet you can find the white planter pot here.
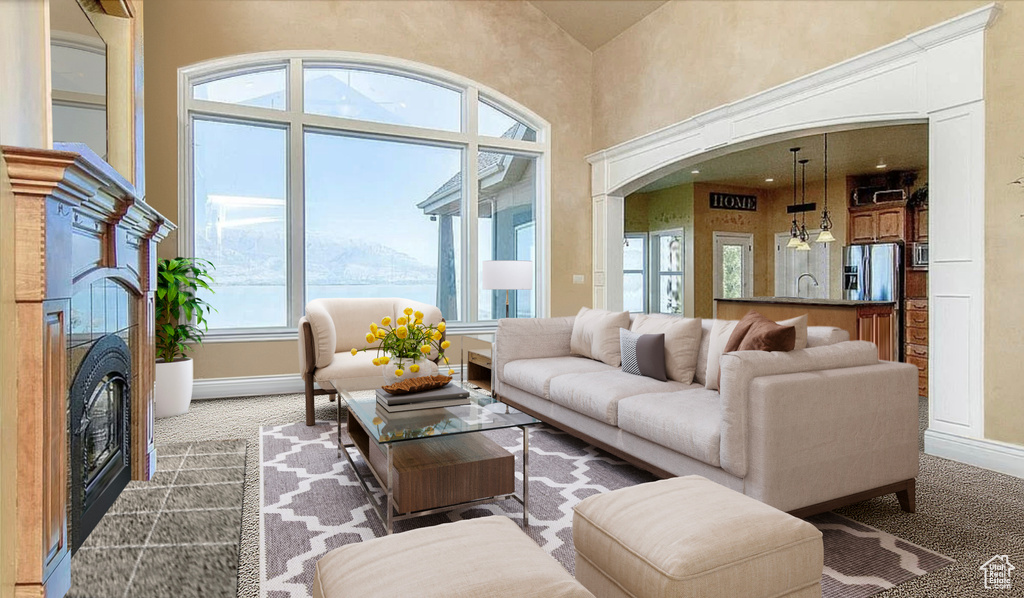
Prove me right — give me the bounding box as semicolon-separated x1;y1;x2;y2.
155;358;194;419
382;355;438;385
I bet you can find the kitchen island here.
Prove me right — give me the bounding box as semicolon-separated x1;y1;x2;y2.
715;297;897;361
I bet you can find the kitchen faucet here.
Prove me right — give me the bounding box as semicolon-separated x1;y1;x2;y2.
797;273;819;297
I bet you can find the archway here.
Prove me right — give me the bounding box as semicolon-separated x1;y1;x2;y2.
587;4;998;448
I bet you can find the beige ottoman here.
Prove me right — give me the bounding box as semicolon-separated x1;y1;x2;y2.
312;516;594;598
573;476;823;598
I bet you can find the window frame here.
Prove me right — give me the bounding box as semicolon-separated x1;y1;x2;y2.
178;51;551;340
622;233;648;314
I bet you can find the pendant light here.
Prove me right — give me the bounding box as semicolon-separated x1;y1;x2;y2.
786;147;802;248
796;158;811;251
816;133;836;243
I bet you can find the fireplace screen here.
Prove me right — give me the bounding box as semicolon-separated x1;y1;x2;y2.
83;373;127;489
70;332;132;553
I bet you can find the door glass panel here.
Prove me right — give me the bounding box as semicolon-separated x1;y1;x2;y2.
658;275;683;314
721;244;743;299
304;67;461;132
193;68;287;110
654;233;684;314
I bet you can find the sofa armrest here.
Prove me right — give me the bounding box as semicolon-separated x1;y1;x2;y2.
718;341;879;477
742;362;920;512
493;316;574;396
304;302;338;369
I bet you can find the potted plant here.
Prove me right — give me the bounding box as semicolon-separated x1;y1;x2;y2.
352;307;452;384
154;257;216;418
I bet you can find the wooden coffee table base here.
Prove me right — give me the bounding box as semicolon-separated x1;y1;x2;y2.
342;408;529;534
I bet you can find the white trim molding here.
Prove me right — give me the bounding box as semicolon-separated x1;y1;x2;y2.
192;374;305;400
925;430;1024;480
587;3;1000;463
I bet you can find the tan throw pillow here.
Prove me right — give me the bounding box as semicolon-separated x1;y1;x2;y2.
630;314;703;384
570;307;630;367
724;311;796;353
777;314;808;350
704;319;739;391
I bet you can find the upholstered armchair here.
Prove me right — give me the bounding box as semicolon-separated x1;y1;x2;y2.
298;298;444;425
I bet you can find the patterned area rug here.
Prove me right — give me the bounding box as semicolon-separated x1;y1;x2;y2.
260;422;951;598
70;439;246;598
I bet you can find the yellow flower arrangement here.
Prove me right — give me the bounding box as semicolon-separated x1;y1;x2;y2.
349;307;449;378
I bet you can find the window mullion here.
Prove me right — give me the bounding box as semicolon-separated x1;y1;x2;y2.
288;58;305;327
465;87;479;323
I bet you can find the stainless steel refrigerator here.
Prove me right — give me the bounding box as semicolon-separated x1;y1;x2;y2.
842;243;902;302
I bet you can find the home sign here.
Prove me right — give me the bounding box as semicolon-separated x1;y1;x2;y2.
710;192;757;212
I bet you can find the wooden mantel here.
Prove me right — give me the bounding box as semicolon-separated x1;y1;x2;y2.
3;144;172;598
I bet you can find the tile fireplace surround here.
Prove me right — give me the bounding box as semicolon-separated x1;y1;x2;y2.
2;143;172;598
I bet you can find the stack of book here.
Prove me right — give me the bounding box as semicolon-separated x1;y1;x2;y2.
375;383;471;413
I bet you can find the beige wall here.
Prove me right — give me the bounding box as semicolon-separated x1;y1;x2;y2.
143;0;593;380
593;0;1024;445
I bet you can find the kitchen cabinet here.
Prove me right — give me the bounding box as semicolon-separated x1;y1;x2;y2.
913;207;928;242
856;305;897;362
905;298;928;397
848;203;909;244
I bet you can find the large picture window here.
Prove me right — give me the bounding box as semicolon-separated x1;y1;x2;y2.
179;54;549;335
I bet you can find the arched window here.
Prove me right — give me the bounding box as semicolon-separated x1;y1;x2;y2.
178;52;549;334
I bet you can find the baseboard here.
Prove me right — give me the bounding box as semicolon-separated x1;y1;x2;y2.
192;374;304;400
192;366;468;400
924;429;1024;479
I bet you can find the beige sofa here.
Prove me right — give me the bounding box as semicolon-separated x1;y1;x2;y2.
298;298;443;426
494;315;920;515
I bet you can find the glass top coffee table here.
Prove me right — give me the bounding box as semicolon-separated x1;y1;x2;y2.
334;381;539;534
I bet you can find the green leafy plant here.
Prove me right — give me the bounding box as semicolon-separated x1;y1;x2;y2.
156;257;216;363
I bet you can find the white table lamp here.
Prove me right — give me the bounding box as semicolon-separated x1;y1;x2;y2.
481;260;533;319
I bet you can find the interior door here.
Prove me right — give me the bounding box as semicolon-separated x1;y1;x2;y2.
713;232;753;300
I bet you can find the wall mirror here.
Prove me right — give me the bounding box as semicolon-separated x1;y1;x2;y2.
50;0;108;160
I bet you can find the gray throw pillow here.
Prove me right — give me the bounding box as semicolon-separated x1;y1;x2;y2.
619;328;668;382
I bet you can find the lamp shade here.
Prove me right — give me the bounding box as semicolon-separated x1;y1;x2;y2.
816;229;836;243
481;260;533;290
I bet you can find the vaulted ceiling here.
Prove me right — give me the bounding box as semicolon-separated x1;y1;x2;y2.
528;1;668;51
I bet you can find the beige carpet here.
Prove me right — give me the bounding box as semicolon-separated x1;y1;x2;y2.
156;394;1024;598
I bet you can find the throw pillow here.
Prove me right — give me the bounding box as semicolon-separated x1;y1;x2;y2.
724;311;797;353
703;319;739;391
777;314;808;350
630;314;702;384
619;328;668;381
570;307;631;367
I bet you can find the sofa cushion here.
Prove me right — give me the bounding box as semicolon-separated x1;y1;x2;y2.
725;311;796;353
617;388;722;466
502;356;614;398
808;326;849;347
313;516;593;598
549;370;692;426
313;350;381;385
704;319;740;391
694;319;714;386
630;314;702;384
619;329;667;381
570;307;630;367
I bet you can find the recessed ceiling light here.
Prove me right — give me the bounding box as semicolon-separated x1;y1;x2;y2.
691;170;700;174
765;178;774;183
876;163;887;169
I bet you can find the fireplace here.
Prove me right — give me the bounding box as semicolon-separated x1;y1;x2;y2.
69;279;135;553
3;143;173;596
